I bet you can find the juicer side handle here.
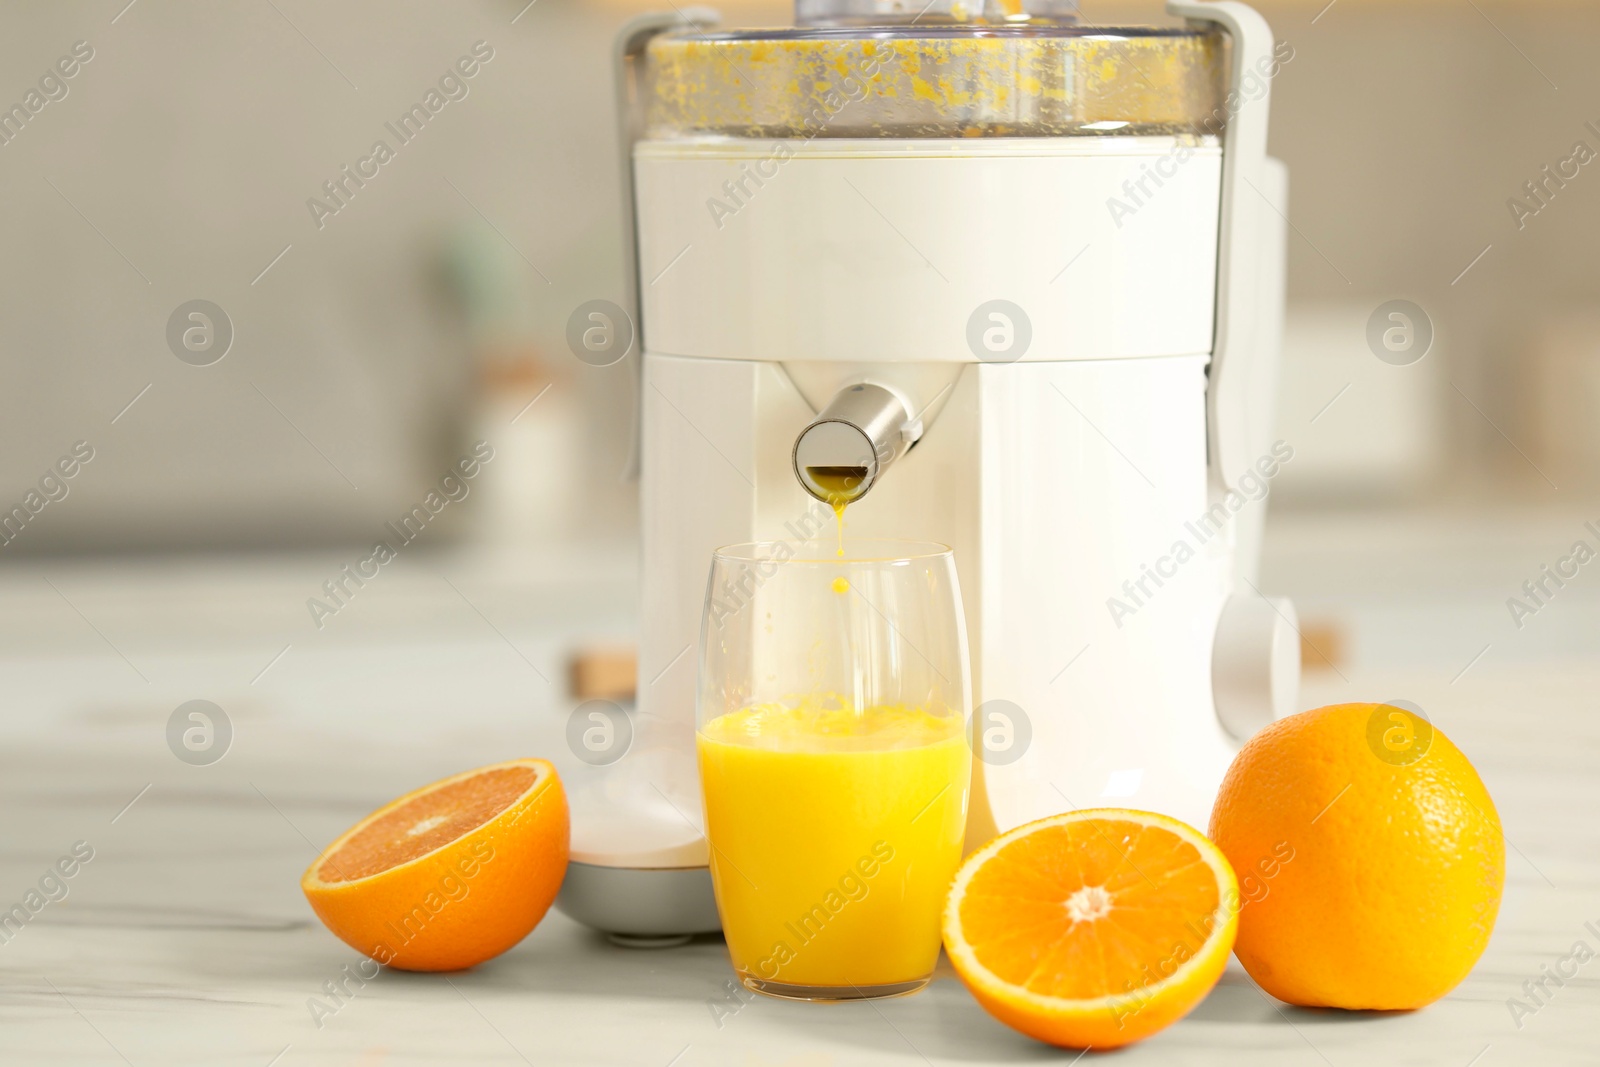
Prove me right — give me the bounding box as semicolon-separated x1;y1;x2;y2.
613;8;719;481
1165;0;1275;494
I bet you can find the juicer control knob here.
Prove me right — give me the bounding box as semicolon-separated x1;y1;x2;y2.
1212;593;1301;742
793;382;918;505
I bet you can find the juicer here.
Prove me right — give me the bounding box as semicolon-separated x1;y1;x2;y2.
556;0;1300;940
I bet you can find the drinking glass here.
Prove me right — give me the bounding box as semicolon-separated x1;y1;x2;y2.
696;539;971;1001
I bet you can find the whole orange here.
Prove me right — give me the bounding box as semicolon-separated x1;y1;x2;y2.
1210;703;1503;1009
302;758;568;971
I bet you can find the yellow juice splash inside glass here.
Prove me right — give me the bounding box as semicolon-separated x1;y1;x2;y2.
698;700;970;997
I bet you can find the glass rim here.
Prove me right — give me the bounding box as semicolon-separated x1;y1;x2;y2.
713;538;952;564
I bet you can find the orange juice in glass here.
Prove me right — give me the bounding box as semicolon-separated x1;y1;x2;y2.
697;540;972;1000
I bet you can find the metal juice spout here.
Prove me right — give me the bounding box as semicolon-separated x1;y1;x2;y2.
792;383;919;506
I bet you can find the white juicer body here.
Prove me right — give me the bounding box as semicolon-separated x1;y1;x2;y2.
556;0;1300;939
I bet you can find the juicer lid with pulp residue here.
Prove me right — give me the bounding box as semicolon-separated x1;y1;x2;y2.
642;0;1229;140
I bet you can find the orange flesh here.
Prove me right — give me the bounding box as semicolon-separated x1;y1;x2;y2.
958;819;1219;999
318;766;539;883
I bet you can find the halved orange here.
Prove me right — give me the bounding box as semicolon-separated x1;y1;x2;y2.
301;758;568;972
943;809;1238;1049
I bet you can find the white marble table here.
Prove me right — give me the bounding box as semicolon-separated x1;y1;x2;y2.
1;535;1597;1065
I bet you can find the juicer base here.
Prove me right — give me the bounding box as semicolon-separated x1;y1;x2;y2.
554;860;722;940
607;932;694;949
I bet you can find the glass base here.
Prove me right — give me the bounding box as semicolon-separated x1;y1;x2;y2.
738;973;931;1002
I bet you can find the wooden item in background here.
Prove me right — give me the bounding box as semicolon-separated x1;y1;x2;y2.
1300;620;1346;673
569;647;637;701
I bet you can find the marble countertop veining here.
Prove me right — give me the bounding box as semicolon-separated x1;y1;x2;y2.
0;546;1597;1066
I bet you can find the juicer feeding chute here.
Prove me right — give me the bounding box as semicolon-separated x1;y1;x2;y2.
793;0;1081;24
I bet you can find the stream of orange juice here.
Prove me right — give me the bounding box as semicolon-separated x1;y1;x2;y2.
803;466;864;557
697;701;970;991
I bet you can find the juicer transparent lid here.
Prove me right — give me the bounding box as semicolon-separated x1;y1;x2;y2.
641;0;1227;139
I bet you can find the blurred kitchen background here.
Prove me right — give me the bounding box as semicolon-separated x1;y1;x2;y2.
1;0;1597;741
